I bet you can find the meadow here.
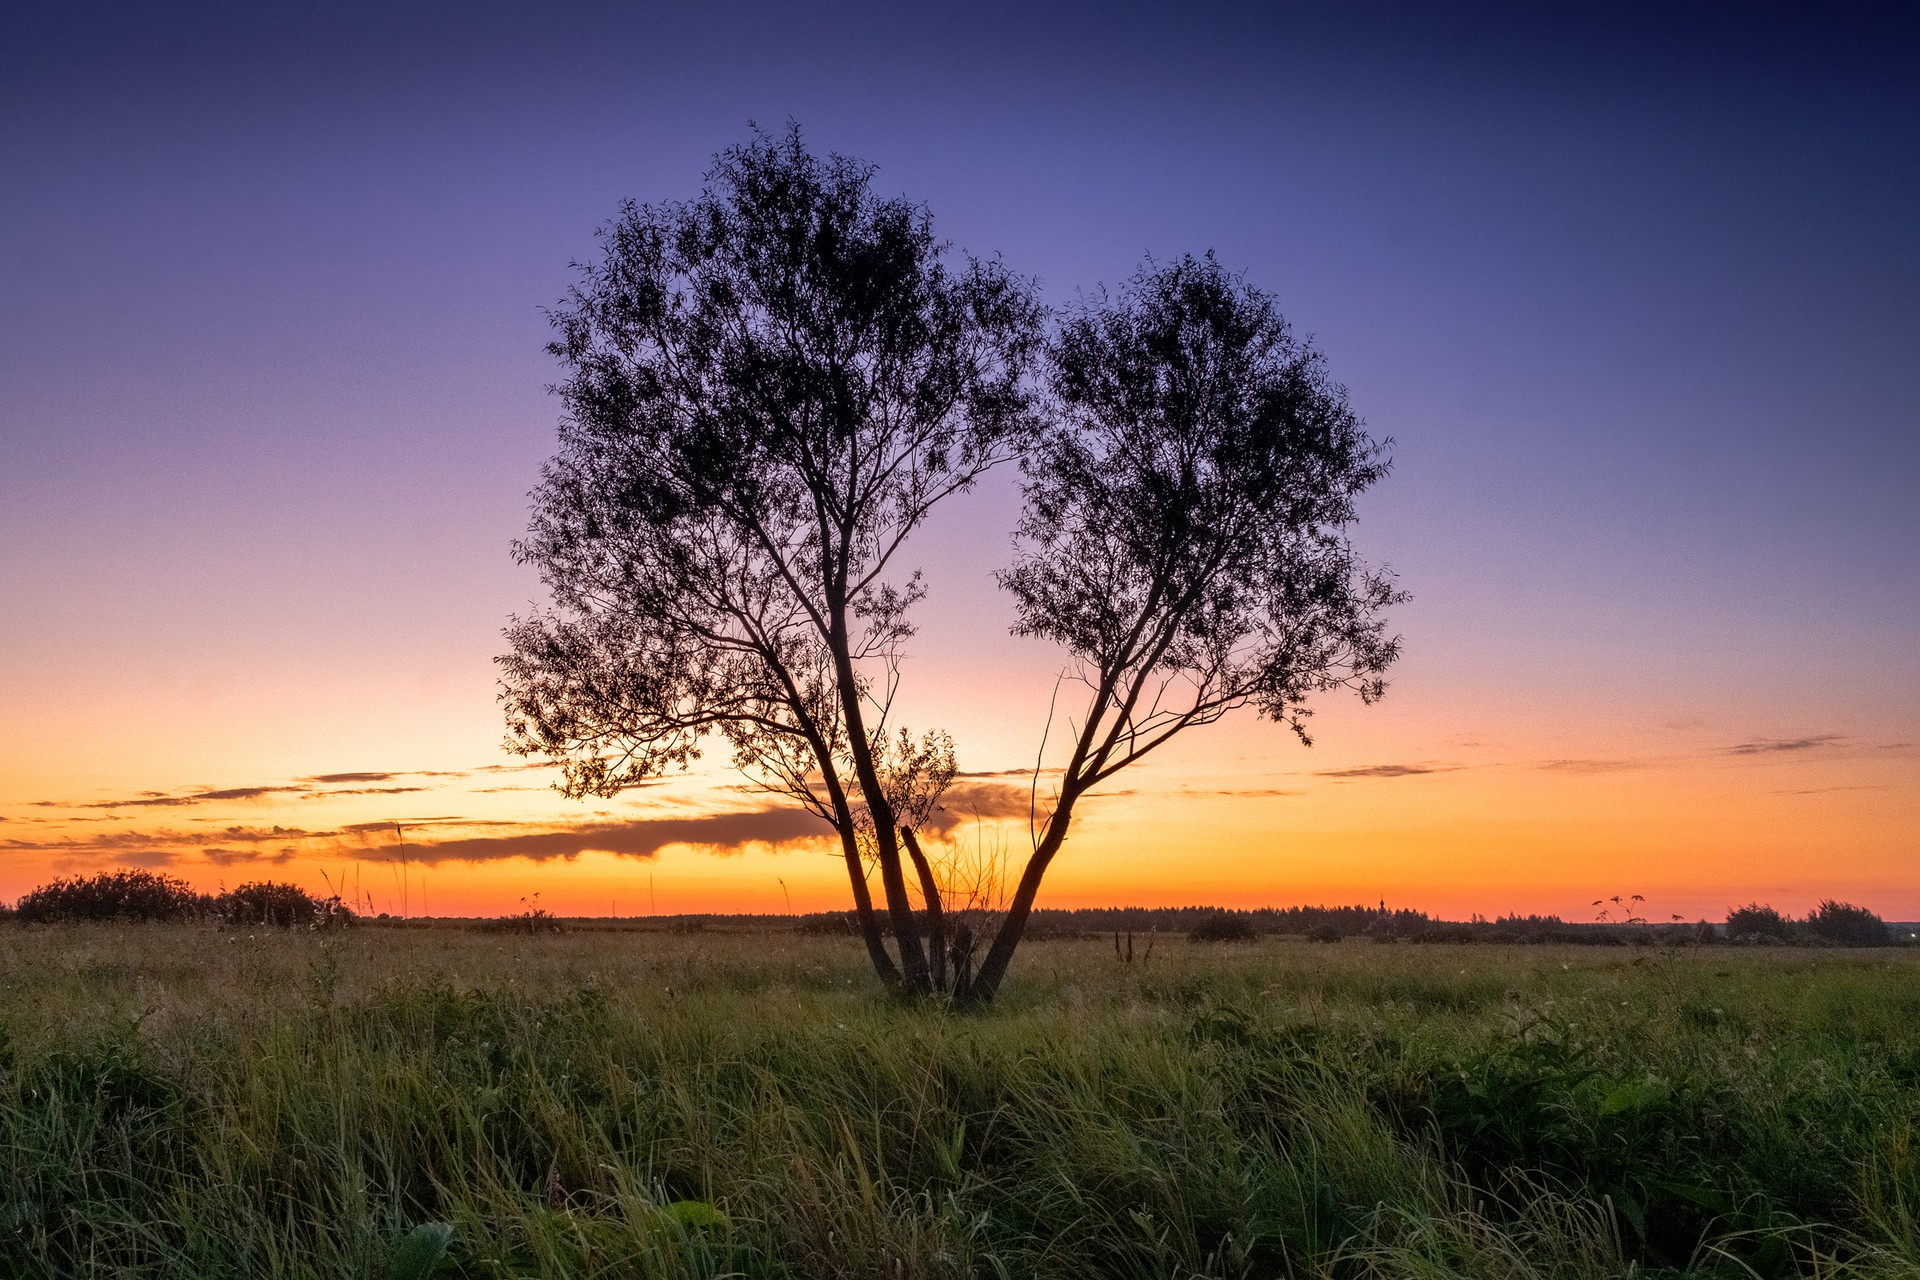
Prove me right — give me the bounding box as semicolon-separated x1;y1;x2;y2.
1;923;1917;1279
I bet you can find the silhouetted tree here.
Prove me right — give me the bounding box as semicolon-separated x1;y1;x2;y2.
15;868;205;923
500;126;1043;994
213;881;344;928
1725;902;1796;942
968;254;1403;1002
1805;899;1889;947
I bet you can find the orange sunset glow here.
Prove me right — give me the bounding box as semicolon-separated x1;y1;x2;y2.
4;4;1914;928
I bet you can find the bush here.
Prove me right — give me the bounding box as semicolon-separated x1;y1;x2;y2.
1188;911;1259;943
1805;899;1889;947
1725;903;1796;942
1305;922;1343;944
14;869;206;923
213;882;351;928
482;899;565;935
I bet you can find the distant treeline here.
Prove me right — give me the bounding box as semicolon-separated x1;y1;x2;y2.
794;901;1913;947
4;871;1910;946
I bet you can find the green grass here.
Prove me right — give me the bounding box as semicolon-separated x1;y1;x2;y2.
1;924;1917;1278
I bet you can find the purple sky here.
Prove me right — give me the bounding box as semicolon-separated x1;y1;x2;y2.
2;1;1915;914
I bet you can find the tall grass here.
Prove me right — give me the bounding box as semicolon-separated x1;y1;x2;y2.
1;925;1916;1277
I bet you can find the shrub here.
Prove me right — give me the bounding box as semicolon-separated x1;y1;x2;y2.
1188;911;1259;943
213;882;351;928
482;898;565;935
14;869;206;923
1805;899;1889;947
1725;903;1795;942
1305;922;1343;944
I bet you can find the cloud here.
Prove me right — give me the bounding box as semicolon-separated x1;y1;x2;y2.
42;784;316;810
1314;764;1454;779
927;780;1033;824
1772;785;1886;796
1726;735;1843;755
203;847;298;866
1535;758;1642;773
360;807;836;866
2;824;334;854
954;767;1062;779
341;817;470;832
1203;787;1302;797
304;786;430;798
303;772;398;784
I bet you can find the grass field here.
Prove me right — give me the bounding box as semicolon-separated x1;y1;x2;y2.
1;924;1917;1278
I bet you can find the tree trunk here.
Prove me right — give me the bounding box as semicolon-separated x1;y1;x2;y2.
964;792;1079;1004
826;608;931;993
899;826;947;994
840;826;900;988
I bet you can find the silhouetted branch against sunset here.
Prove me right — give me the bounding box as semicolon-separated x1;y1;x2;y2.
498;125;1046;994
967;253;1407;1003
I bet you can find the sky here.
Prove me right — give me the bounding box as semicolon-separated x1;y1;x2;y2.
2;0;1915;921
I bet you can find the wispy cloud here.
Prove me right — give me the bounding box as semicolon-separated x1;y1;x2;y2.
1726;735;1843;755
1535;758;1643;774
372;808;835;865
3;824;336;854
1314;764;1457;780
954;767;1063;779
79;785;313;809
928;780;1032;824
204;847;298;867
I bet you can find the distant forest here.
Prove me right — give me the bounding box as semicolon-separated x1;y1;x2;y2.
7;871;1913;945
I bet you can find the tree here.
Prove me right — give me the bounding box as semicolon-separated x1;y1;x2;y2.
499;126;1043;994
1805;899;1889;947
14;868;205;923
1725;902;1796;942
966;254;1404;1002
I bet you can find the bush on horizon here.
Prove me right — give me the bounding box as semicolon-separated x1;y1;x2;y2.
1188;911;1260;942
1726;902;1798;942
13;868;205;923
213;881;352;929
1806;898;1891;947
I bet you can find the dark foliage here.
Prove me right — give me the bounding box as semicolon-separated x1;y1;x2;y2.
1806;899;1890;947
213;882;350;929
973;253;1404;1000
481;902;566;935
14;870;205;923
500;123;1043;995
1189;912;1261;943
1726;902;1798;942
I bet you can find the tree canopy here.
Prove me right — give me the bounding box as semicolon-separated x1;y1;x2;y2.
503;134;1402;1002
500;125;1044;992
970;254;1404;1000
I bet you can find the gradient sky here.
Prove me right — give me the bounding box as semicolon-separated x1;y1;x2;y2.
3;1;1915;921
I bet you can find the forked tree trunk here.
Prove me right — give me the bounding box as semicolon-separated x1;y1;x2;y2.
963;790;1080;1004
839;828;900;989
827;610;932;994
899;826;947;993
